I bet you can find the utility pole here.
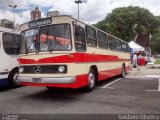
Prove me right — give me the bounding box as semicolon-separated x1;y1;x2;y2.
74;0;83;20
9;4;17;30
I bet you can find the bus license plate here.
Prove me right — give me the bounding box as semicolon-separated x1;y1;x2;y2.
32;78;42;83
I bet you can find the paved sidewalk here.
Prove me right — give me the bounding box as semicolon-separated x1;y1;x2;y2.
127;65;160;76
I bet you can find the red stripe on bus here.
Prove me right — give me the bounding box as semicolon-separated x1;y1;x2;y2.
98;66;130;80
98;68;121;80
18;53;130;64
18;58;36;64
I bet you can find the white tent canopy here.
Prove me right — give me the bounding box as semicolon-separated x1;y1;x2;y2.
128;41;145;52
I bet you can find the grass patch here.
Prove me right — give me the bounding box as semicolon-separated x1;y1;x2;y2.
155;58;160;64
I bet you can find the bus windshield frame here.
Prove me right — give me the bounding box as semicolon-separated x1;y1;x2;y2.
20;23;72;54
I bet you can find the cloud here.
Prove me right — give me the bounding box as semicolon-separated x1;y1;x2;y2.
0;0;30;10
48;0;108;24
80;0;108;23
1;0;160;25
0;0;14;9
108;0;160;16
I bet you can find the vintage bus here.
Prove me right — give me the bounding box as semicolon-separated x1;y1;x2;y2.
18;15;130;91
0;27;20;87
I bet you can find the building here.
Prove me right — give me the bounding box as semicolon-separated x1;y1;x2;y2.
47;11;60;17
30;7;41;21
0;19;14;29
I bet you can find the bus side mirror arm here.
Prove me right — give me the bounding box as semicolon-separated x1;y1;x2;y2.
75;25;82;36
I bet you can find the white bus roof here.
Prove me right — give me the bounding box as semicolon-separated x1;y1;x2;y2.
0;27;20;34
20;15;127;44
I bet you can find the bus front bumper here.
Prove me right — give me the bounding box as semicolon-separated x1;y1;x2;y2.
18;76;76;84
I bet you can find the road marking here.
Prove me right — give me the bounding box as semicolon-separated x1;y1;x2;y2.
105;87;115;89
102;78;121;88
126;76;144;78
146;75;160;78
97;86;115;89
126;75;160;79
146;90;158;92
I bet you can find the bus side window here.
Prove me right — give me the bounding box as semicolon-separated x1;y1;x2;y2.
126;44;130;53
85;26;97;47
74;25;86;52
116;39;122;52
97;31;108;49
2;33;20;55
108;35;116;51
121;42;128;52
15;34;21;54
121;42;125;52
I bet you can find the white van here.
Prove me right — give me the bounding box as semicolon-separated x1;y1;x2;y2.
0;27;20;87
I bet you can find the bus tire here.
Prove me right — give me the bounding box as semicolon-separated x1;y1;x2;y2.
8;69;20;88
120;65;126;78
46;87;55;90
83;69;96;92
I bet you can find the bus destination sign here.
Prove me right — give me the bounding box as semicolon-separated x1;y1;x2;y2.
29;17;52;28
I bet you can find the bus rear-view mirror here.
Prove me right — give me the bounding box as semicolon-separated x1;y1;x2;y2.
75;25;82;36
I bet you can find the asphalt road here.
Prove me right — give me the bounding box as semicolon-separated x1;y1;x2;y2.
0;70;160;120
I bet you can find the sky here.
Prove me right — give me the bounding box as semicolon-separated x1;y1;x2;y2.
0;0;160;25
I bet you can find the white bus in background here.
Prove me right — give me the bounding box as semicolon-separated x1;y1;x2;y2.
0;27;20;87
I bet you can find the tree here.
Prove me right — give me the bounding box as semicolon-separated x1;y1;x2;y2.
150;27;160;54
94;6;160;42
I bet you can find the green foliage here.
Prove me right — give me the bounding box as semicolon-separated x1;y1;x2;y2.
94;6;160;43
150;27;160;54
155;58;160;64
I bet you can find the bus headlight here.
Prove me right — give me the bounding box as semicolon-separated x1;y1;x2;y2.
19;67;24;73
58;66;65;73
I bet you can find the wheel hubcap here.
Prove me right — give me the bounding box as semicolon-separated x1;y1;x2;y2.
122;67;125;77
13;73;19;85
88;73;95;88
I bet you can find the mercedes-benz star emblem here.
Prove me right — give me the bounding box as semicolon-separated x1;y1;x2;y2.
34;66;41;73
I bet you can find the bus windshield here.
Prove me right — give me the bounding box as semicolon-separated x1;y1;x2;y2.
21;28;38;54
20;24;71;54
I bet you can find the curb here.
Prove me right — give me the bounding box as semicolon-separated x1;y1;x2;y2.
146;64;160;69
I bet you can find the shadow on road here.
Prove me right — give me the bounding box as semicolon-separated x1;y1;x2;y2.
17;76;121;103
0;85;22;92
96;76;122;87
0;86;11;92
18;87;89;103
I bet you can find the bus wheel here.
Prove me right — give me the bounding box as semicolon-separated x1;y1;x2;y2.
120;65;126;78
46;87;54;90
9;69;20;88
84;69;96;92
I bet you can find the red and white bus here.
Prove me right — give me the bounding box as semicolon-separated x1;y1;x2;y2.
18;15;130;91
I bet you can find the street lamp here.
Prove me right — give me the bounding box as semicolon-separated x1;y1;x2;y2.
74;0;83;20
9;4;17;30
